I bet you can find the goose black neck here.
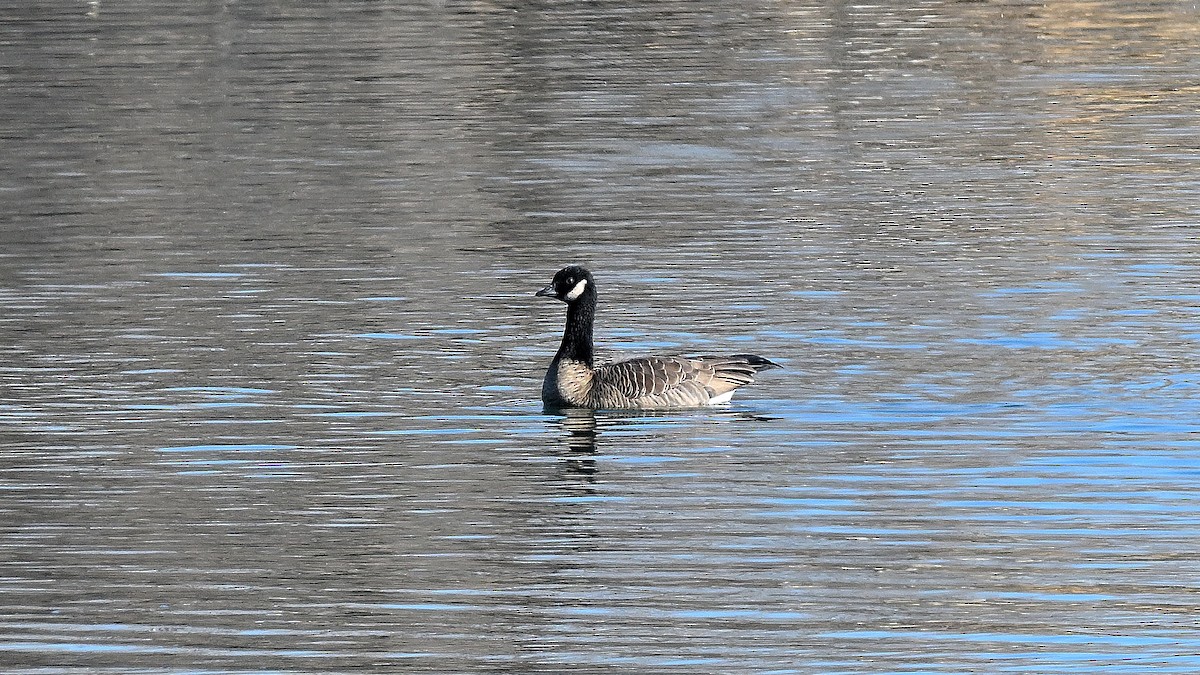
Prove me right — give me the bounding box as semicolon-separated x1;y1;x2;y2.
557;293;595;367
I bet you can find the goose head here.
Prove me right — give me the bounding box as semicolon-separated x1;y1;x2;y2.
536;266;595;304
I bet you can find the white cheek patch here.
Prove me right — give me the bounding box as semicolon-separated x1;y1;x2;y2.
565;278;588;301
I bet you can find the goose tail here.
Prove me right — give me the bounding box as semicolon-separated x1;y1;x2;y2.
691;354;781;396
697;353;781;375
729;354;781;372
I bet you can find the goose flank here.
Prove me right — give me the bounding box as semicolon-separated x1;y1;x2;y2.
536;266;779;409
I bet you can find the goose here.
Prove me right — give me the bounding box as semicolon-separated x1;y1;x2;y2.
536;265;779;409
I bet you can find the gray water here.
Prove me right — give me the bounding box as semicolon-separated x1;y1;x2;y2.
3;1;1200;672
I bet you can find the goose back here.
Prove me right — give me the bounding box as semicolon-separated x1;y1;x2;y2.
545;353;777;409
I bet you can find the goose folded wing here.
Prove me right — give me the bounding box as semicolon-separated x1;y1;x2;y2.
593;356;712;399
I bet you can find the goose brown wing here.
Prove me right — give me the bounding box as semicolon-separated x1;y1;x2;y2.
592;354;778;408
592;356;712;404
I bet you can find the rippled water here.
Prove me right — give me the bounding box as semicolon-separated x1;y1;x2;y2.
3;0;1200;672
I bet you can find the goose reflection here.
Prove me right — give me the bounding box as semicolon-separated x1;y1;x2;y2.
561;407;599;451
552;406;777;459
559;408;599;480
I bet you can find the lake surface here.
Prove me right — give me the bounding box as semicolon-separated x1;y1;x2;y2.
3;1;1200;672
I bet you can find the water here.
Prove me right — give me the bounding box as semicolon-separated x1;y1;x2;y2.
3;0;1200;672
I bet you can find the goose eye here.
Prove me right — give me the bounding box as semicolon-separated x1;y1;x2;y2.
566;277;574;285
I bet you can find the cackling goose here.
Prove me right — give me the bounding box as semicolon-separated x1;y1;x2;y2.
536;266;779;409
